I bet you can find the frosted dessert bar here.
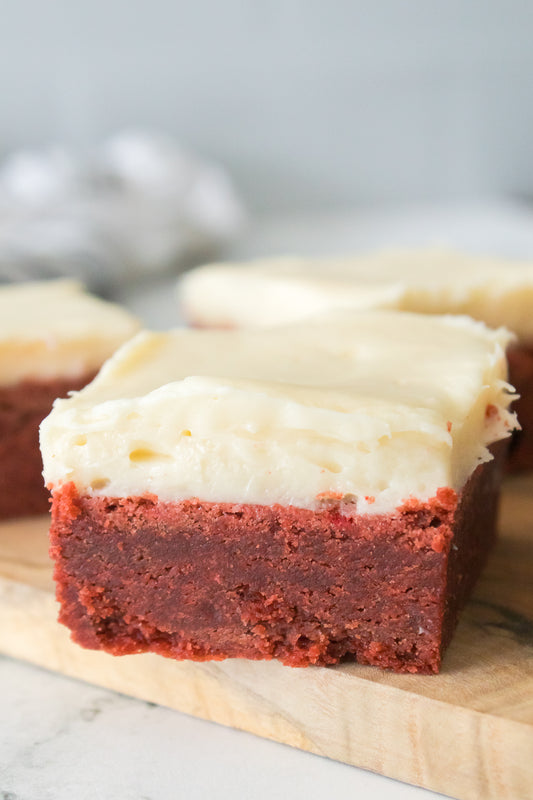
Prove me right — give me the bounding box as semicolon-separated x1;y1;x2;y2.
0;280;139;518
179;249;533;469
41;312;517;673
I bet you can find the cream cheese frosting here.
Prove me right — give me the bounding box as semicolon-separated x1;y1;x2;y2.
178;249;533;341
40;312;518;515
0;280;140;386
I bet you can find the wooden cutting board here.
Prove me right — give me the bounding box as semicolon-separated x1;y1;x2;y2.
1;475;532;800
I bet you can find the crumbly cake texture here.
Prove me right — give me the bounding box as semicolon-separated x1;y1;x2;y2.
0;376;94;518
179;249;533;470
0;280;139;519
50;453;499;674
42;313;517;672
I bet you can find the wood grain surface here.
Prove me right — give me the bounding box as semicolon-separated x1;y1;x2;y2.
0;475;532;800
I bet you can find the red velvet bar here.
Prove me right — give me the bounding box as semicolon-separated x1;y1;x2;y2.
0;375;94;519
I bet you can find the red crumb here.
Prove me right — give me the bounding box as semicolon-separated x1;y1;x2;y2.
435;487;458;510
485;404;499;420
316;491;345;500
51;481;82;524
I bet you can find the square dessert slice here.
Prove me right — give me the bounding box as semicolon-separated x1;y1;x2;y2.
0;280;139;518
178;249;533;469
41;312;517;673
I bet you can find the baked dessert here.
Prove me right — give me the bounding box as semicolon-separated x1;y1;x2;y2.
178;249;533;469
41;312;517;673
0;280;139;518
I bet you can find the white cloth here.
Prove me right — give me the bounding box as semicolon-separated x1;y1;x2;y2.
0;131;244;289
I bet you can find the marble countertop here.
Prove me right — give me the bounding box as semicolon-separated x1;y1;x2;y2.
1;656;439;800
4;199;533;800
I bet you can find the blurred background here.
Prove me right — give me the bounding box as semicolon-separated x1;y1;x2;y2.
2;0;533;318
3;0;533;209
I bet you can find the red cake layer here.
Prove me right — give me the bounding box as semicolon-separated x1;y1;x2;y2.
507;343;533;471
49;450;501;674
0;375;94;519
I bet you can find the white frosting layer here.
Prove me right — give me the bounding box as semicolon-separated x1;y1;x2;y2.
41;312;517;514
179;249;533;341
0;280;140;386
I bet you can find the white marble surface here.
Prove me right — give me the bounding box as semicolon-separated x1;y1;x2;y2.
5;200;533;800
1;656;444;800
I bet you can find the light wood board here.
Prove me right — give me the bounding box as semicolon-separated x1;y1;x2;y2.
1;476;532;800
